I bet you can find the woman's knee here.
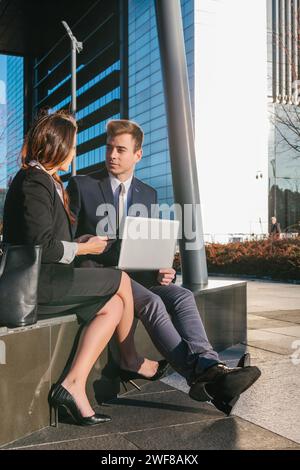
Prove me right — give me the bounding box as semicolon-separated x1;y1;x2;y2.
118;271;132;295
97;294;124;324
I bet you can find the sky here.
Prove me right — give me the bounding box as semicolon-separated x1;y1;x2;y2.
0;54;7;188
195;0;269;239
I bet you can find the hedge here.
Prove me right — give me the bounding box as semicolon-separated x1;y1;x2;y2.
173;238;300;281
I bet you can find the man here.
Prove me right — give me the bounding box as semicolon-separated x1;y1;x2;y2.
270;216;281;239
67;119;261;415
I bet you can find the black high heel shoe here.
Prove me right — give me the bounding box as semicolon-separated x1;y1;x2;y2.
48;384;111;427
119;359;169;392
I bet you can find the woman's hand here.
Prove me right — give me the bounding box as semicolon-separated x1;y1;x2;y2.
76;236;109;255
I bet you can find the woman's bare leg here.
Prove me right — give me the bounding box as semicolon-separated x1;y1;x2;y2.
115;272;158;377
62;294;123;417
62;273;158;417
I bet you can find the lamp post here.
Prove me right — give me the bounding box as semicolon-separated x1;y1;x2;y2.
62;21;83;176
270;158;277;218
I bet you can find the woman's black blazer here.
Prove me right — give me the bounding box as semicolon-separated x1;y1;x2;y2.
3;167;74;303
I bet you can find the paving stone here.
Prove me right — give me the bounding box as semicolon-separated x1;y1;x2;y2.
245;329;297;355
247;282;300;313
251;310;300;324
247;314;295;331
123;416;299;450
261;325;300;337
16;434;139;450
231;359;300;444
2;388;221;449
161;373;189;394
245;345;290;363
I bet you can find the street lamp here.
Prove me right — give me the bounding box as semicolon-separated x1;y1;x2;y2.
62;21;83;176
270;158;277;218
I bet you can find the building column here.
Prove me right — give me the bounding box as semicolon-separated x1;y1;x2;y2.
23;55;35;134
154;0;208;288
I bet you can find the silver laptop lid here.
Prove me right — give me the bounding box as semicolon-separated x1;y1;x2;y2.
118;217;180;271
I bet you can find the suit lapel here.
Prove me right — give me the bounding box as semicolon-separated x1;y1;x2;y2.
130;177;151;214
97;172;114;207
130;176;139;206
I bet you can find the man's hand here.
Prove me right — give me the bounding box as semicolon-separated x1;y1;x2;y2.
157;268;176;286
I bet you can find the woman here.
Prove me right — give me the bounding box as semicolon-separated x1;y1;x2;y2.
3;111;163;426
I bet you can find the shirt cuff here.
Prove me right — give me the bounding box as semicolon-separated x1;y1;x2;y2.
59;241;78;264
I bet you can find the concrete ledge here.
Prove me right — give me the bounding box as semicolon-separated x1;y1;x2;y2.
0;279;247;447
193;279;247;351
0;314;164;447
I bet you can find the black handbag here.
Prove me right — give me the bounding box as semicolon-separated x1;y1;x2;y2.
0;244;42;328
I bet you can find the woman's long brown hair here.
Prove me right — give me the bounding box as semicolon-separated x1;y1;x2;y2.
21;110;77;224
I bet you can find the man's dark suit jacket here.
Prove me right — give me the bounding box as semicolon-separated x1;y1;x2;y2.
67;167;159;287
270;222;281;235
3;167;74;303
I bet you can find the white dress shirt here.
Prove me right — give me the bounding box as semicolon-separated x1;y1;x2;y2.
108;172;134;217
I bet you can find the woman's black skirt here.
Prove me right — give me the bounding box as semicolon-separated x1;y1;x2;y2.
37;267;122;325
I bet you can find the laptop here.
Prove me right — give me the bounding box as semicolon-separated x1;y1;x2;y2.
117;216;180;270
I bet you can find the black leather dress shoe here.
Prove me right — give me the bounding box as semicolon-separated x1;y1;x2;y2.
189;360;261;416
209;352;253;414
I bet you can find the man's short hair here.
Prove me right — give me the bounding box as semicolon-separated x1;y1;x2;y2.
106;119;144;152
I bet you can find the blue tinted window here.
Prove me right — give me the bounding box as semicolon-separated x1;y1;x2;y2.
6;56;24;185
129;0;194;206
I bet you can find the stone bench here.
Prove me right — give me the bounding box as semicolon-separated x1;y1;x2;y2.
0;278;247;447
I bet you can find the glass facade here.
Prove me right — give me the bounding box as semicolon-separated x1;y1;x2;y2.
1;2;122;185
0;54;6;193
33;0;121;180
5;56;24;186
128;0;194;207
48;62;121;173
2;1;196;203
267;0;300;232
268;104;300;232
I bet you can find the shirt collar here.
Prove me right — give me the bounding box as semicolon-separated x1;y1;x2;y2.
28;160;47;172
28;160;62;192
108;172;134;194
